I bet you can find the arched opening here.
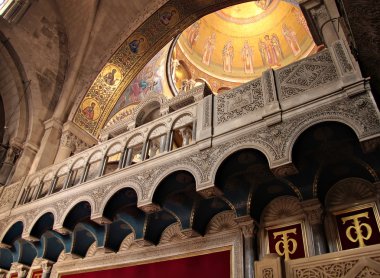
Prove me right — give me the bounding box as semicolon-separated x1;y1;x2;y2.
1;221;23;247
215;148;298;221
103;188;142;250
30;212;54;240
135;101;161;127
62;201;92;231
290;121;377;201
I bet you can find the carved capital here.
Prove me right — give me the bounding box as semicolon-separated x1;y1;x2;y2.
235;216;258;238
301;199;324;225
271;162;298;177
138;203;161;214
91;215;112;225
197;185;223;199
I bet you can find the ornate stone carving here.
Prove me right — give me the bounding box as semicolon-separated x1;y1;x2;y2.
326;178;376;207
278;50;339;100
206;210;237;234
355;266;380;278
86;242;97;257
262;268;274;278
160;222;187;244
118;233;135;252
332;41;354;75
0;181;22;210
263;196;303;223
216;79;263;125
262;69;276;103
203;96;211;129
138;203;161;214
294;260;358;278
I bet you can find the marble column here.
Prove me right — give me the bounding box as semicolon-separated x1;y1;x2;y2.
236;216;258;278
302;199;328;255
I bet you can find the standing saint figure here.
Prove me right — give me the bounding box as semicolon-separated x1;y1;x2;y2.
222;40;234;73
259;34;283;67
282;23;301;56
202;32;216;66
187;21;200;50
241;40;254;74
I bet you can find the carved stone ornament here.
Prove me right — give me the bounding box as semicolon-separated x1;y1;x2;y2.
263;196;303;223
160;222;187;244
206;210;237;234
138;203;161;214
326;178;376;207
295;259;359;278
262;268;274;278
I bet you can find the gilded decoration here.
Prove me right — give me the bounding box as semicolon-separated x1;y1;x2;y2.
73;0;315;136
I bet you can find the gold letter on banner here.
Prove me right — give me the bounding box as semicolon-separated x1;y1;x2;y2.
273;228;298;260
342;212;372;247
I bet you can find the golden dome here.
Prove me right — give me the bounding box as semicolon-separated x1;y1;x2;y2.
172;0;316;93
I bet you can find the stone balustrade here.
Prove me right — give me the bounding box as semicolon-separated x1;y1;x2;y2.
0;40;379;239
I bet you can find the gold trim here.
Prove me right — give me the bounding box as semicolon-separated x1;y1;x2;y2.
58;246;232;277
332;202;380;251
265;220;309;259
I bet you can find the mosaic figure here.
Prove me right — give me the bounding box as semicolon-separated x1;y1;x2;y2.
282;23;301;56
222;40;234;73
259;34;283;67
241;40;254;74
82;102;96;120
202;32;216;66
187;21;200;49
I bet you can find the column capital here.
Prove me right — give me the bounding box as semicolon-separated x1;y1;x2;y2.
301;198;324;225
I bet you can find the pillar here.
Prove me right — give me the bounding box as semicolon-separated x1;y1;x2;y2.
302;199;328;255
236;216;258;278
0;142;22;185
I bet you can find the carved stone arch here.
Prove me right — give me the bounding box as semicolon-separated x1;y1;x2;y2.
126;133;144;148
210;144;273;186
56;165;69;177
98;182;143;217
206;210;237;234
132;94;165;127
42;171;54;182
171;113;194;130
261;196;303;223
0;216;25;243
287;119;363;166
147;123;167;139
146;164;201;203
58;196;96;226
106;141;123;156
325;178;376;208
26;208;58;236
70;158;85;170
87;150;103;164
29;177;41;187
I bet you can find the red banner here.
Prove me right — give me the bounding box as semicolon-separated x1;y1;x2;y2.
62;250;230;278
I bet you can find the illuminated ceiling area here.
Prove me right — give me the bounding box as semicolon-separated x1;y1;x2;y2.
75;0;318;137
104;44;173;129
171;0;317;93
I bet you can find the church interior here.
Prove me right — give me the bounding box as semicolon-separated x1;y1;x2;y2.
0;0;380;277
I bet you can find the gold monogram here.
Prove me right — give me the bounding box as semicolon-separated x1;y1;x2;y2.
273;228;298;260
341;212;373;247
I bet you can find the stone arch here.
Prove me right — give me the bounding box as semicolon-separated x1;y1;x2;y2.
210;144;273;186
171;113;194;130
105;141;123;156
58;196;95;227
287;119;363;166
26;208;58;236
147;123;167;139
133;94;165;128
98;182;143;217
55;164;69;177
126;133;144;148
70;157;86;170
86;150;103;164
0;218;25;245
147;164;201;203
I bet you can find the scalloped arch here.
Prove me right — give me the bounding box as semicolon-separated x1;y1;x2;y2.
58;196;96;227
26;208;58;236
